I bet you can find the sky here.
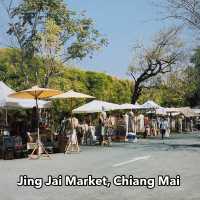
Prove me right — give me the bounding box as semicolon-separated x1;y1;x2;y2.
0;0;177;79
66;0;173;78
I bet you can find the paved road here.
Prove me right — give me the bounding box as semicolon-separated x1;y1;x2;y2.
0;133;200;200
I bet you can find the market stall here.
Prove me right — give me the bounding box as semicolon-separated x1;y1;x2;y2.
0;82;55;159
73;100;120;144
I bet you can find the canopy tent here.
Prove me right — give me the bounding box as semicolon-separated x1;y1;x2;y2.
192;109;200;116
73;100;120;113
166;107;198;118
141;100;161;109
0;81;14;97
155;108;168;116
119;103;142;110
0;97;52;109
0;81;51;109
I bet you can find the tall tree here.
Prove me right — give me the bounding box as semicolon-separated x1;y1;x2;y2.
128;27;182;104
36;18;62;87
160;0;200;32
186;48;200;106
2;0;107;87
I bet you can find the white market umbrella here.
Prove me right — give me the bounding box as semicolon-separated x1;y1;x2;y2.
51;90;95;99
51;90;95;118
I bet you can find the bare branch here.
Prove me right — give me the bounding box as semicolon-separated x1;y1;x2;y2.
128;27;182;103
158;0;200;32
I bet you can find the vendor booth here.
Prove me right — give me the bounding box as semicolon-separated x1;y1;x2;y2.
73;100;120;144
0;82;53;159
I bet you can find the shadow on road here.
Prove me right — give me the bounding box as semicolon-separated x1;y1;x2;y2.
167;143;200;149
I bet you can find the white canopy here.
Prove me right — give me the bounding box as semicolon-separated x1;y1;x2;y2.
73;100;120;113
166;107;198;117
155;108;168;115
3;97;52;109
119;103;142;110
192;109;200;115
141;100;161;109
0;81;51;109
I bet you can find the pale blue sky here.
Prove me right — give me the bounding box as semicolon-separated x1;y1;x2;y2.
0;0;178;78
67;0;173;78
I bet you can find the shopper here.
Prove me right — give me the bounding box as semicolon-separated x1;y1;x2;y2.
160;118;168;140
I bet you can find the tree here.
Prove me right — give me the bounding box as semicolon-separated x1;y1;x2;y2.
0;48;28;88
152;0;200;106
36;19;62;87
128;27;182;104
160;0;200;32
185;48;200;106
0;47;132;105
2;0;107;87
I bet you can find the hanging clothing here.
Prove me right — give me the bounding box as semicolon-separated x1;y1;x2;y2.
128;111;135;133
124;113;129;136
152;119;157;136
71;129;77;145
165;118;171;137
178;118;183;133
139;114;145;132
99;111;107;136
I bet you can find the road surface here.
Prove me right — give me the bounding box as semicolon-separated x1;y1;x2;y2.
0;133;200;200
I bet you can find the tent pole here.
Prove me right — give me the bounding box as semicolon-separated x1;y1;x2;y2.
70;98;73;125
5;108;8;126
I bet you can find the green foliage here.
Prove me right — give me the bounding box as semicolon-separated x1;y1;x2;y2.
7;0;108;86
187;48;200;106
134;47;200;107
0;48;132;113
139;69;197;107
137;48;200;107
0;48;26;89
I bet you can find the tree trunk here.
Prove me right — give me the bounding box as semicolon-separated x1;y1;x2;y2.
131;82;142;104
22;71;29;86
43;74;49;88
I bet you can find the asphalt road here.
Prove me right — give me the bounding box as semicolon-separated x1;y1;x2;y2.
0;133;200;200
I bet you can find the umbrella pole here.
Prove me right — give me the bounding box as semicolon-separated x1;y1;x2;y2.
36;97;40;156
29;97;51;159
70;98;73;122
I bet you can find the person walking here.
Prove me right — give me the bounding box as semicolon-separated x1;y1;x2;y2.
160;118;168;140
